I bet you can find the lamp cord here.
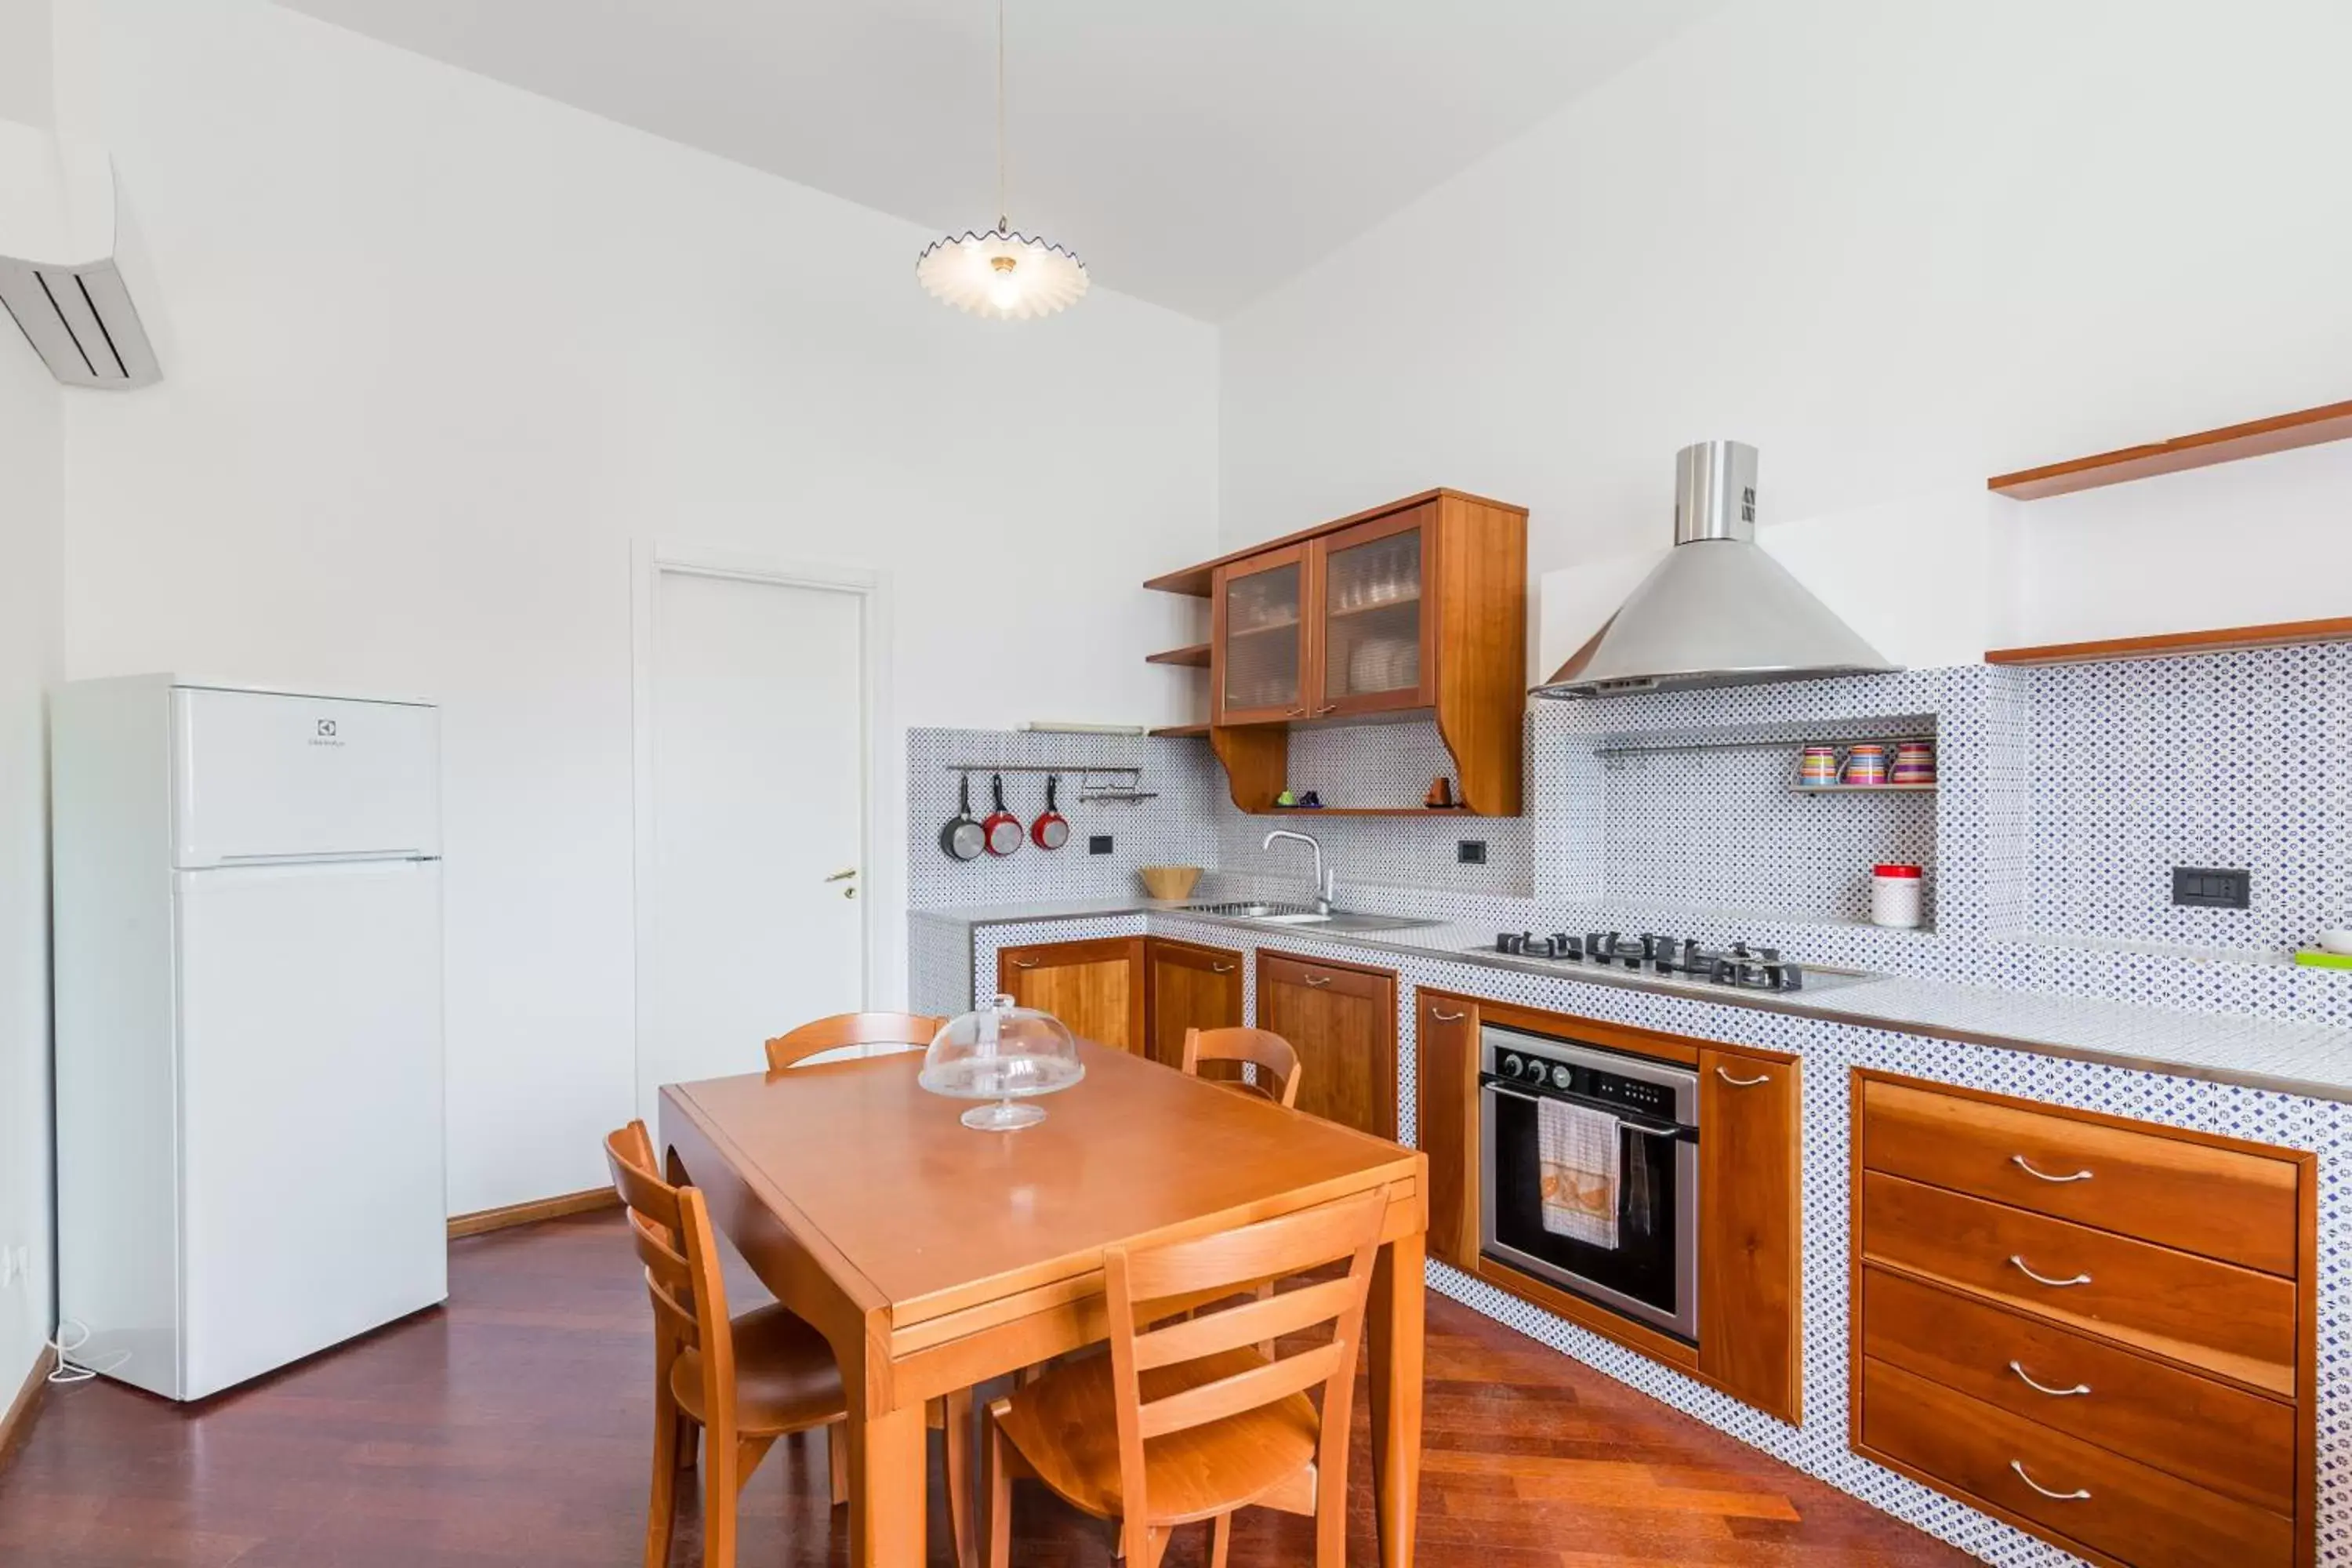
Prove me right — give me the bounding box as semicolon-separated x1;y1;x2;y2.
995;0;1007;230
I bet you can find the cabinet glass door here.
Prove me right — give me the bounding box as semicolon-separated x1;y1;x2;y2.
1214;549;1308;723
1316;506;1433;716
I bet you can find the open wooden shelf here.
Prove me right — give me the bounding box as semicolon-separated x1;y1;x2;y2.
1254;806;1472;818
1988;397;2352;500
1984;615;2352;666
1143;643;1210;668
1147;723;1210;739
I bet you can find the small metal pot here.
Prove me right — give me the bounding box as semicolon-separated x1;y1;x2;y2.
938;775;986;861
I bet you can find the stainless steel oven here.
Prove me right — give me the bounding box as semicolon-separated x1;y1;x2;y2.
1478;1024;1701;1342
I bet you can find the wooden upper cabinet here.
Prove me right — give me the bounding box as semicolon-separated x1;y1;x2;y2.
1255;950;1397;1140
1414;990;1480;1270
1313;505;1436;719
996;936;1146;1054
1179;489;1527;815
1143;937;1243;1069
1696;1047;1802;1425
1211;545;1310;724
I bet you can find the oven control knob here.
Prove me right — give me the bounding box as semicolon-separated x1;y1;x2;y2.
1498;1053;1524;1080
1520;1058;1549;1085
1550;1064;1573;1091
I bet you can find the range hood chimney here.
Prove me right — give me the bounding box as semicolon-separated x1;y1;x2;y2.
1534;441;1896;699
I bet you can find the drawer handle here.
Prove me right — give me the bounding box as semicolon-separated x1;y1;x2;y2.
2008;1360;2091;1398
1303;975;1331;987
1431;1007;1467;1022
2009;1460;2090;1501
1011;959;1039;970
1210;963;1236;974
2012;1154;2093;1184
1714;1066;1771;1087
2009;1255;2092;1289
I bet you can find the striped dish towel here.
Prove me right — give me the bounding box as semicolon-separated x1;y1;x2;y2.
1538;1097;1620;1250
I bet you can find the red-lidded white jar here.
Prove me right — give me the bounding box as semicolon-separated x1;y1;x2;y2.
1871;863;1923;928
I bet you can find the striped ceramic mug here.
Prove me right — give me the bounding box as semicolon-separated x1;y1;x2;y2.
1890;739;1936;786
1799;745;1841;786
1842;743;1889;787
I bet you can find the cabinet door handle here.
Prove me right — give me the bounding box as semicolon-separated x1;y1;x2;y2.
1302;975;1331;987
1714;1065;1770;1087
2008;1254;2091;1289
1010;959;1039;970
2009;1461;2089;1501
1312;703;1338;715
1210;963;1235;974
1431;1007;1467;1022
2011;1154;2093;1183
2008;1361;2090;1398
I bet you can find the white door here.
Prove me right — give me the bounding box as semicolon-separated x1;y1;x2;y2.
178;858;446;1400
640;569;868;1116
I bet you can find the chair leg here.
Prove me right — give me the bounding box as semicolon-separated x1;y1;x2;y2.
826;1419;848;1508
644;1400;686;1568
733;1434;777;1492
702;1425;742;1568
1142;1526;1170;1568
942;1388;976;1568
1209;1513;1232;1568
983;1400;1016;1568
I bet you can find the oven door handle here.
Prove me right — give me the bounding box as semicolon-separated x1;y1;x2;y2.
1481;1081;1688;1140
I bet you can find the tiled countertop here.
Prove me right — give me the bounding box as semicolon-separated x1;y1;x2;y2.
917;898;2352;1102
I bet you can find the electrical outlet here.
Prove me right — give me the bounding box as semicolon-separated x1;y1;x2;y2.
2172;867;2250;909
1088;835;1113;855
1457;840;1487;865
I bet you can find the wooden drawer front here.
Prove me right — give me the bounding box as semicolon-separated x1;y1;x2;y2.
1860;1358;2292;1568
1860;1172;2295;1396
1861;1265;2294;1514
1258;950;1388;1001
1860;1076;2299;1276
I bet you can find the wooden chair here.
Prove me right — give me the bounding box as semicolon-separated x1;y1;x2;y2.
765;1011;946;1073
981;1187;1392;1567
1180;1025;1303;1109
605;1121;975;1568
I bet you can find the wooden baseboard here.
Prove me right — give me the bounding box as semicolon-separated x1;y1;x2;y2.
0;1345;56;1475
447;1186;620;1240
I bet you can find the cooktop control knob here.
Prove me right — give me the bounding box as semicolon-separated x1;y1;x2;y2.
1550;1064;1573;1091
1499;1053;1524;1080
1521;1058;1550;1085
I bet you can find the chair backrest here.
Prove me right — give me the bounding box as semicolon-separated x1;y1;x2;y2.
1101;1187;1389;1548
604;1120;734;1413
764;1011;948;1073
1181;1025;1304;1109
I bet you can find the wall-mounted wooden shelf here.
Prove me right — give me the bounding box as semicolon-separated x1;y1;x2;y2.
1984;615;2352;666
1254;806;1471;818
1147;723;1210;739
1987;397;2352;500
1143;643;1210;668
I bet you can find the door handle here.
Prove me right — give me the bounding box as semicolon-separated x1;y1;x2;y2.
1312;703;1338;715
2011;1154;2092;1183
2009;1461;2089;1501
1302;975;1331;987
1210;963;1235;974
1431;1007;1466;1022
1010;959;1039;970
2008;1254;2091;1288
2008;1361;2090;1398
1714;1065;1770;1087
823;868;857;883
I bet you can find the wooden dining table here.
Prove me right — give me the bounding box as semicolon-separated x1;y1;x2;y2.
659;1037;1428;1566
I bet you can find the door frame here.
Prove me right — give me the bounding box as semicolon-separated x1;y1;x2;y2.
630;541;892;1108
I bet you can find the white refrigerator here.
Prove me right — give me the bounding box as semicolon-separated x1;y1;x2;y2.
53;677;447;1401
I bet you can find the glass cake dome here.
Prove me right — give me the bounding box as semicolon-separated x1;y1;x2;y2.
919;993;1083;1131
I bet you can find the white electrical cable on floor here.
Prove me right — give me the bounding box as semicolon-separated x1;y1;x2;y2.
45;1318;125;1384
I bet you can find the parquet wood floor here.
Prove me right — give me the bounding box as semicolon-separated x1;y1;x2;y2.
0;1211;1968;1566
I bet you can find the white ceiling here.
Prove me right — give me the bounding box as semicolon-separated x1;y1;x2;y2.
269;0;1722;321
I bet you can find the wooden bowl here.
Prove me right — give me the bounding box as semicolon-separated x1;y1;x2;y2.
1138;865;1203;902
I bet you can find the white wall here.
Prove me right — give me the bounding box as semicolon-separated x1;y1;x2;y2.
1221;0;2352;666
49;0;1219;1214
0;3;63;1390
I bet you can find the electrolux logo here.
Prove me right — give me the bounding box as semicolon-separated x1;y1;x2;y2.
309;717;345;750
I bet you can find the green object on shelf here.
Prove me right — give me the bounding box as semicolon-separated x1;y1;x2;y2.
2293;948;2352;970
1275;789;1298;807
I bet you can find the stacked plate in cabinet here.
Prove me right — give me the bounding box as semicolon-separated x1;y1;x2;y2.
1849;1072;2310;1568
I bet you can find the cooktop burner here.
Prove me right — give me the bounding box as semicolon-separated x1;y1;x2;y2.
1475;930;1863;993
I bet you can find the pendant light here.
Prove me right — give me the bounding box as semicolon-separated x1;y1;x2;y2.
915;0;1088;320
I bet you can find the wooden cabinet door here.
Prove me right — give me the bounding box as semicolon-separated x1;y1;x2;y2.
1144;937;1243;1069
1256;950;1397;1138
1308;503;1437;720
996;936;1146;1054
1211;544;1312;724
1697;1046;1802;1423
1414;990;1479;1269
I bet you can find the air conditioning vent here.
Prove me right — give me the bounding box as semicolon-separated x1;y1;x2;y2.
0;127;163;390
0;260;158;387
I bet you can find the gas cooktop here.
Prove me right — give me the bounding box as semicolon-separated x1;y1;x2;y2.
1468;930;1874;994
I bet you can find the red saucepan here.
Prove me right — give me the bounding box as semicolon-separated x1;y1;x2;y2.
1031;775;1070;850
938;774;986;861
981;773;1025;856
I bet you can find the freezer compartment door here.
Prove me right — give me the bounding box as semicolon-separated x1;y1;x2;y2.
172;687;440;868
176;858;446;1399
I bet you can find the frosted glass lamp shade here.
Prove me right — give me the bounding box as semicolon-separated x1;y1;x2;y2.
920;993;1083;1130
915;228;1089;320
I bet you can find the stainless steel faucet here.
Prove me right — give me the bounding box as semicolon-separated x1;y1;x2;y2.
1261;828;1335;914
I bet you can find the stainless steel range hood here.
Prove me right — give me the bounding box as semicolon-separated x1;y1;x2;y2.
1535;441;1896;699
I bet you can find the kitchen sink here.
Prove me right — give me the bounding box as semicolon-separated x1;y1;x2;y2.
1181;899;1436;934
